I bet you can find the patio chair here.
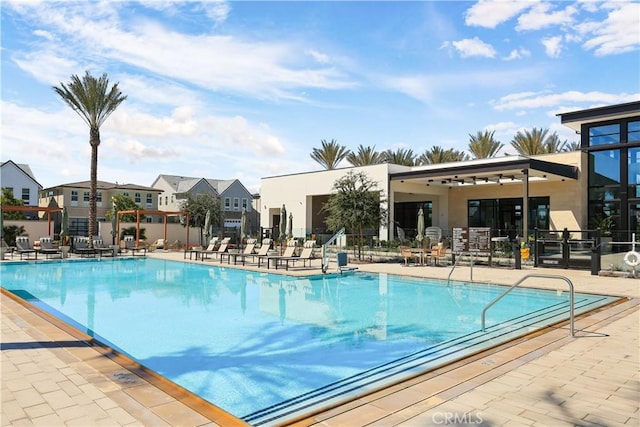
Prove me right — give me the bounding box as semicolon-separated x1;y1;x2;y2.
276;240;318;270
201;237;230;261
37;236;62;259
400;246;420;266
430;243;447;266
149;238;167;251
220;238;257;265
258;243;297;269
123;235;147;256
15;236;38;260
73;237;97;258
93;238;116;257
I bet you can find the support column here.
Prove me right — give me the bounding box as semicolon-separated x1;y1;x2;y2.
522;168;529;240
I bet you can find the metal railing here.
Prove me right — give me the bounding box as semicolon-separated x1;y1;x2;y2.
447;252;475;284
321;228;346;273
481;273;575;337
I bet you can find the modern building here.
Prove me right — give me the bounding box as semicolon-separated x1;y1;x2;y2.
260;101;639;247
1;161;43;219
151;174;258;233
39;180;161;237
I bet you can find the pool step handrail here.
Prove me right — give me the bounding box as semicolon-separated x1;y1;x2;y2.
447;252;475;285
321;228;346;273
481;273;575;337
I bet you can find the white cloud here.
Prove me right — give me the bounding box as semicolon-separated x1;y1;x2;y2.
307;49;330;64
442;37;497;58
542;35;563;57
465;0;536;28
492;90;640;111
503;48;531;60
580;1;640;56
516;3;577;31
6;2;356;103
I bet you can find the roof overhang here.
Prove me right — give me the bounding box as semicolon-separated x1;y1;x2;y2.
390;157;578;187
557;101;640;132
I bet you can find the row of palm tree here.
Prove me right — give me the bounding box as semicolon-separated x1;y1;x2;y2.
310;129;580;169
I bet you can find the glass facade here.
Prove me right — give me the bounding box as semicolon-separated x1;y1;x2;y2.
586;118;640;240
468;197;549;238
394;201;433;239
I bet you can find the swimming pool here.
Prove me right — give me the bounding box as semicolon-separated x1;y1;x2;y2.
1;258;618;425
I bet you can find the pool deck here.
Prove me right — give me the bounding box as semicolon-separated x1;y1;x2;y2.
2;252;638;426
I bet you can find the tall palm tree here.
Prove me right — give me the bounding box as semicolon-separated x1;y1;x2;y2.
53;71;127;245
382;148;416;166
563;141;581;152
510;127;566;156
417;146;469;165
346;145;384;166
468;130;503;159
310;139;350;170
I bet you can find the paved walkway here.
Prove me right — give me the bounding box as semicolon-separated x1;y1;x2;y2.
1;253;638;426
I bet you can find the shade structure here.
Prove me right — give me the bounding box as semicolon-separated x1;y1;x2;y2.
240;208;248;239
60;207;69;243
203;210;212;244
416;208;425;246
287;212;293;239
279;204;287;241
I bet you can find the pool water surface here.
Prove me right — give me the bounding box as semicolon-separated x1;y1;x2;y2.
0;258;617;424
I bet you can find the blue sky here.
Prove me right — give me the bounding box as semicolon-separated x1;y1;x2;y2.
2;0;639;193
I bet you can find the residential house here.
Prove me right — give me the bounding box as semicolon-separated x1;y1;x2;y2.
1;160;43;219
152;175;258;234
39;180;161;237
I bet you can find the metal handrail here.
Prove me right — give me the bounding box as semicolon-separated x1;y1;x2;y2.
481;273;575;337
447;252;475;285
321;228;346;273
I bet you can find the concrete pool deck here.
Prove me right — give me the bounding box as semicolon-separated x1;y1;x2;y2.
1;252;638;426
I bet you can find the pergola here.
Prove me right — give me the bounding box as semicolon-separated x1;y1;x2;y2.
117;209;189;249
0;205;63;236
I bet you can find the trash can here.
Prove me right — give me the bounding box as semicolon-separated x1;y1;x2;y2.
337;252;348;267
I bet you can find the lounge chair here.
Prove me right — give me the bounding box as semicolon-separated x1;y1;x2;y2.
246;238;272;263
37;237;62;259
73;237;97;258
1;239;12;260
149;238;167;251
258;244;297;269
123;235;147;256
93;238;116;257
220;238;258;265
15;236;38;260
188;237;218;259
276;240;318;270
201;237;230;261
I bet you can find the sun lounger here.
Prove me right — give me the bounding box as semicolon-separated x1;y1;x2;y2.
201;237;230;261
187;237;218;260
93;238;116;257
15;236;38;260
123;235;146;256
258;244;297;269
37;237;62;259
73;237;97;257
275;240;318;270
220;238;258;265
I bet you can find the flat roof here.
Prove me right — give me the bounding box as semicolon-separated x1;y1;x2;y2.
557;101;640;132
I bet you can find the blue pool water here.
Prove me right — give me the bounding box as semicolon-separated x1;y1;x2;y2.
1;258;616;424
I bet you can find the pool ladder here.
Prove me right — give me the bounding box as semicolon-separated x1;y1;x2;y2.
481;273;575;337
447;252;475;284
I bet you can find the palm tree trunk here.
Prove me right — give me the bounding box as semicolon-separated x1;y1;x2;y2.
88;127;100;247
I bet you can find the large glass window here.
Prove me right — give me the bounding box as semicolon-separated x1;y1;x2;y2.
21;188;29;203
589;150;621;201
628;121;640;143
589;124;620;146
71;190;78;202
394;201;433;238
468;197;549;237
630;148;640;198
